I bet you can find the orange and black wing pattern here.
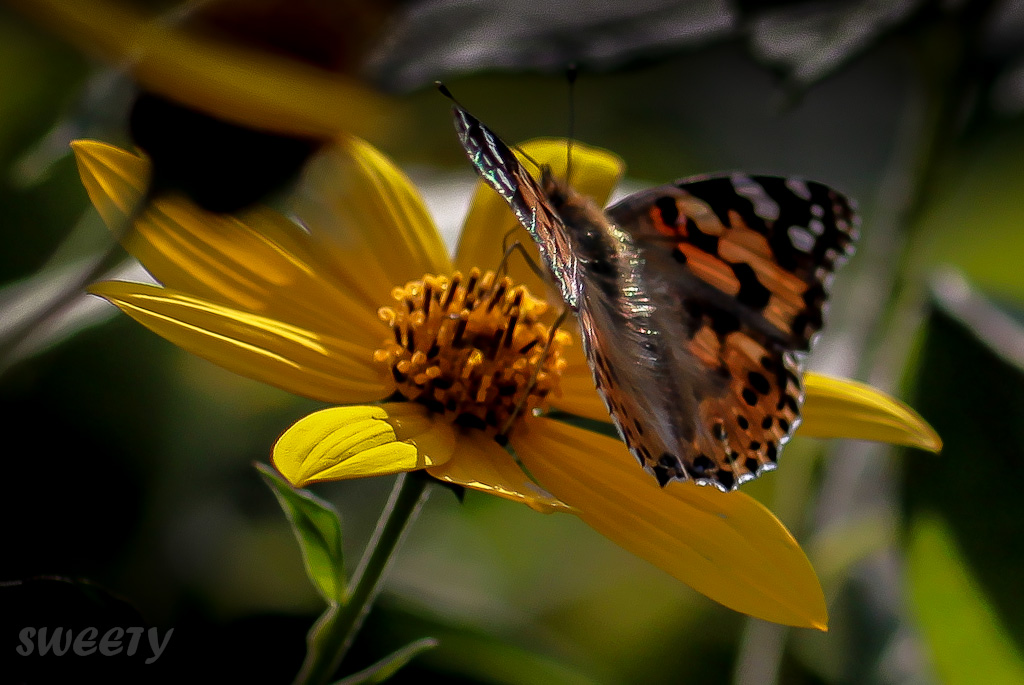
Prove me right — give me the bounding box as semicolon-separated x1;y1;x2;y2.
606;174;857;489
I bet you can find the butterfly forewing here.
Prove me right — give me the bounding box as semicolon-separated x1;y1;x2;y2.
452;106;582;310
452;104;858;491
607;174;857;350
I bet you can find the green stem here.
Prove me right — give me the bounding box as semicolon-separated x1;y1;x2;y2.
296;471;431;685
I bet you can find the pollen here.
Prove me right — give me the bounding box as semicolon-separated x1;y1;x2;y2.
374;269;570;434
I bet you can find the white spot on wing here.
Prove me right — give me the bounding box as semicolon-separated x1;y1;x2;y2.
809;218;825;235
788;225;816;252
494;168;512;195
785;178;812;200
731;174;780;222
485;132;502;159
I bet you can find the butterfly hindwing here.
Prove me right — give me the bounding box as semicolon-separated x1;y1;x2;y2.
606;174;857;488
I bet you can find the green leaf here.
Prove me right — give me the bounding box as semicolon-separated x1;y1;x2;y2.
331;638;439;685
915;124;1024;301
908;515;1024;685
256;462;346;603
903;275;1024;647
359;603;604;685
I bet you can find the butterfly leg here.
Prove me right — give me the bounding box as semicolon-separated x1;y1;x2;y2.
497;306;569;439
500;226;522;264
494;236;549;285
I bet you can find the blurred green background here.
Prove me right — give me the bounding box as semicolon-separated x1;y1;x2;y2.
3;0;1024;683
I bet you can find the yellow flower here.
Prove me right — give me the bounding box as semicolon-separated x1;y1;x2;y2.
74;136;939;631
7;0;392;139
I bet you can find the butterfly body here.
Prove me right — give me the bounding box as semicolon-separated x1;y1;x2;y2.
541;174;717;485
452;106;857;491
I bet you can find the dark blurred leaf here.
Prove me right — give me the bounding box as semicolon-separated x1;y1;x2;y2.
0;254;143;376
333;637;438;685
257;463;347;604
908;514;1024;684
367;0;735;91
980;0;1024;117
352;602;604;685
129;90;321;213
746;0;924;87
930;269;1024;372
0;577;150;683
903;270;1024;649
989;57;1024;115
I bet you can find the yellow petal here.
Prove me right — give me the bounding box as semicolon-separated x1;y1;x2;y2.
454;138;624;305
380;401;459;465
72;140;385;347
427;428;572;514
72;139;150;226
10;0;392;139
801;373;942;452
550;364;943;454
548;373;609;422
514;417;828;629
292;138;453;314
273;406;447;487
90;281;388;404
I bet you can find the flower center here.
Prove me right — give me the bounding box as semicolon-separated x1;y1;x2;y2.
374;269;570;435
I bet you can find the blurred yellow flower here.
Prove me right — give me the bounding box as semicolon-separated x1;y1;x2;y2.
7;0;393;140
74;136;939;631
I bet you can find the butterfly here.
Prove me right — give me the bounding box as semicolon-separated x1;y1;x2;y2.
451;104;857;491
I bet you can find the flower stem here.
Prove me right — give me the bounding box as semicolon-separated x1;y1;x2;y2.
296;471;431;685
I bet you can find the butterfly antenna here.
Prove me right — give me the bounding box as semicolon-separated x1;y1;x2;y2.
565;64;578;183
435;80;461;106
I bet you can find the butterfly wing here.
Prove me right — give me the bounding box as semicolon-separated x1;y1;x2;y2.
451;105;712;486
451;104;858;491
569;236;721;487
605;174;858;489
451;105;582;310
608;174;856;349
